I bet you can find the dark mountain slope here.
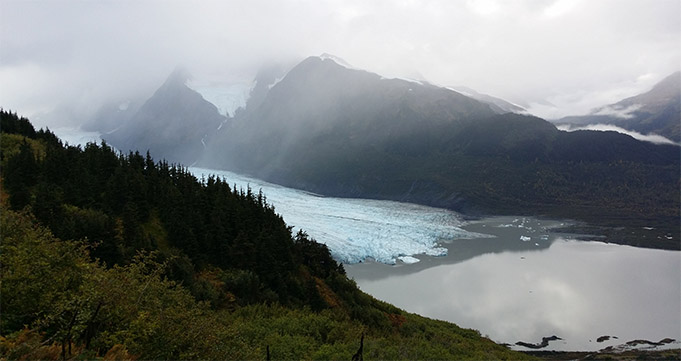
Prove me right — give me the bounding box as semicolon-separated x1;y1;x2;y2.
202;56;496;177
449;85;526;114
557;71;681;142
82;99;141;134
105;68;226;165
200;59;679;248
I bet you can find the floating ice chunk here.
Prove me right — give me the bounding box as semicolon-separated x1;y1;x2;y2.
520;236;531;242
398;256;421;264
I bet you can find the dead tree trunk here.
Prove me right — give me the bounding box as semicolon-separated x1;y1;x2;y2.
351;333;364;361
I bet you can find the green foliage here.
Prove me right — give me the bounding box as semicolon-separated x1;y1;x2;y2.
0;205;256;360
1;110;346;306
0;203;530;360
0;206;92;334
0;111;532;360
0;109;36;138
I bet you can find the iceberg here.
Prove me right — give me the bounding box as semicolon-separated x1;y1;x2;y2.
398;256;421;264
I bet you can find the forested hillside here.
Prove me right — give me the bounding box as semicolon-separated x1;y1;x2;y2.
0;110;528;360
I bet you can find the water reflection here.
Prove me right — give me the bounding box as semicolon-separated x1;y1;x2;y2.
347;217;570;280
349;237;681;351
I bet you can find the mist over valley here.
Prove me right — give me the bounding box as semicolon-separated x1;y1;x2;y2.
2;1;680;359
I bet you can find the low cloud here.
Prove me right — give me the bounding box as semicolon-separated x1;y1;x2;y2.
592;104;642;119
1;0;679;125
557;124;679;146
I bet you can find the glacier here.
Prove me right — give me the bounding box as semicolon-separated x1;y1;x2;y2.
186;80;252;117
190;167;483;264
47;127;485;265
52;127;104;147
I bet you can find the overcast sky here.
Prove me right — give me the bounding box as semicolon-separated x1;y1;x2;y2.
1;0;679;125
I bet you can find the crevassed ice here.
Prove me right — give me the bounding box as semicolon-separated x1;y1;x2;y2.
191;167;482;264
187;82;251;117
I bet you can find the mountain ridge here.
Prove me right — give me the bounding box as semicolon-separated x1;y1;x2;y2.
74;56;680;249
103;68;226;165
556;71;681;142
198;57;679;249
202;55;498;177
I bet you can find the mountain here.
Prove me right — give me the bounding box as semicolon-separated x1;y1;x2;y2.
82;99;141;134
201;55;497;178
448;85;526;114
104;68;227;165
556;71;681;142
238;62;291;118
201;56;680;248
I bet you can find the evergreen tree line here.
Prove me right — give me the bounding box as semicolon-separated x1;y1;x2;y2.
0;109;530;359
0;109;344;309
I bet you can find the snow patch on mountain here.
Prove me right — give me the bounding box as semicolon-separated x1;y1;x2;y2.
268;76;285;90
380;76;425;85
186;81;251;117
118;101;130;111
318;53;355;69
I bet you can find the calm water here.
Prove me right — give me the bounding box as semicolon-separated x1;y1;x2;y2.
195;166;681;352
347;217;681;351
54;127;681;352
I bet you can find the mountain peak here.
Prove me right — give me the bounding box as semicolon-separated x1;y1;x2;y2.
557;70;681;142
648;71;680;96
317;53;354;69
163;66;192;88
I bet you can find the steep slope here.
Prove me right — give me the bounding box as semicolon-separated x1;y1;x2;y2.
448;86;526;114
105;68;226;165
557;71;681;142
200;58;679;248
82;99;141;134
202;55;497;178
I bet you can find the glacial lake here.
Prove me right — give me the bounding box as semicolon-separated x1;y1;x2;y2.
347;217;681;352
193;167;681;352
55;128;681;352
